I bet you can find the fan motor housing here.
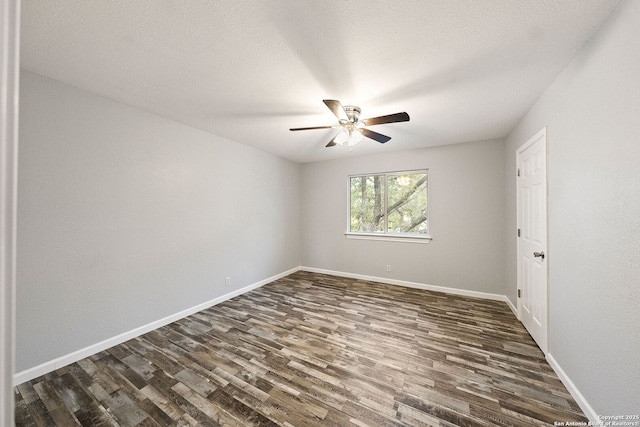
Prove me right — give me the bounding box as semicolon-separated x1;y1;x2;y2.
342;106;361;123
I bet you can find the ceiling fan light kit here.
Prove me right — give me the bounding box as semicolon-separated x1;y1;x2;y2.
332;127;364;147
290;99;409;149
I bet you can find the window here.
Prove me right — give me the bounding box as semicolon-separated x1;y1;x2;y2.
348;170;429;239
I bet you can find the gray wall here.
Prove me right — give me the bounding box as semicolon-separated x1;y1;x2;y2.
302;140;505;295
504;0;640;414
17;72;301;372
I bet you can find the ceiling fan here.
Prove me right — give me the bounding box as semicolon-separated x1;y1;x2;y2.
290;99;410;148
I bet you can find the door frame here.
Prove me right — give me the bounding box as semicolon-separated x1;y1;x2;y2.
516;127;548;354
1;0;20;425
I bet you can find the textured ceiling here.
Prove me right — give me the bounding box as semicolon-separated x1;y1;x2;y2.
20;0;620;163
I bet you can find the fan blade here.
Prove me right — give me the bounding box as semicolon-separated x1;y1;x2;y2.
326;131;342;147
362;112;410;126
361;128;391;143
323;99;348;121
289;125;334;131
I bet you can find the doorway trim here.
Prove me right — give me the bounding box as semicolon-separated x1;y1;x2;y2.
1;0;20;425
516;127;548;354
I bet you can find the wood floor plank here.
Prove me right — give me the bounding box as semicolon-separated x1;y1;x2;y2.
15;271;588;426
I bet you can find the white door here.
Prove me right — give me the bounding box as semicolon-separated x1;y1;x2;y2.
517;128;548;354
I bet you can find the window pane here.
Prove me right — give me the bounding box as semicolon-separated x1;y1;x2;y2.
387;173;428;234
350;175;385;233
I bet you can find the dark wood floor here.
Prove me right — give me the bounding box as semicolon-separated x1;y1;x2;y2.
15;271;587;426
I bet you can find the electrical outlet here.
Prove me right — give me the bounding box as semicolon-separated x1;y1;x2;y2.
225;277;231;286
386;265;391;272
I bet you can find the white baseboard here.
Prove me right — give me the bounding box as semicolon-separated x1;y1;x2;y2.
301;267;520;319
300;266;508;302
13;267;300;386
504;296;518;317
546;353;598;423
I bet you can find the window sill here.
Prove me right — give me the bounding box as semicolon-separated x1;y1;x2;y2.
345;232;432;244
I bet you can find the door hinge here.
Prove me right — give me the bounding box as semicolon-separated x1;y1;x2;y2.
518;289;521;298
517;228;521;237
517;168;521;177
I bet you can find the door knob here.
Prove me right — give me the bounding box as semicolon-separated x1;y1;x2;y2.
533;251;545;260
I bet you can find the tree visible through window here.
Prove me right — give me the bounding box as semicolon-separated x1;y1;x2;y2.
349;170;428;236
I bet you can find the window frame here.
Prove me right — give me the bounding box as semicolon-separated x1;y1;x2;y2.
346;169;432;243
